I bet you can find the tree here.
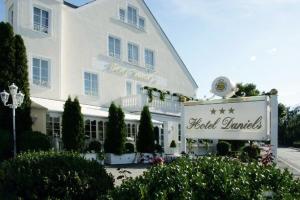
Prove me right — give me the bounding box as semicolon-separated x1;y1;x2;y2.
0;22;15;130
136;106;155;153
14;35;32;134
233;83;260;97
104;102;126;154
62;97;84;151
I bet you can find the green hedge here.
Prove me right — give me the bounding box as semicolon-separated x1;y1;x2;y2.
18;131;51;152
0;151;114;199
217;141;231;156
240;145;261;162
109;157;300;200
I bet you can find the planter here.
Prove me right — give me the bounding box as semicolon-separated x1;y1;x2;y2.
105;153;137;164
81;153;104;165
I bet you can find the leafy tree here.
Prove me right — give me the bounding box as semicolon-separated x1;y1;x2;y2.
104;102;126;154
62;97;84;151
278;103;288;145
233;83;260;97
136;106;155;153
0;22;15;130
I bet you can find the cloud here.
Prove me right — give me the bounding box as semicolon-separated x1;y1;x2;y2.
250;56;257;62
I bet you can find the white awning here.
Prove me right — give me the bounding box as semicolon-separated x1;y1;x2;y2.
31;97;162;124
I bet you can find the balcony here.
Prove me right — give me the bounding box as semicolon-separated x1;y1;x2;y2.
116;93;182;115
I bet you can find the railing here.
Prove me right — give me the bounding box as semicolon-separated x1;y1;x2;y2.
117;94;182;114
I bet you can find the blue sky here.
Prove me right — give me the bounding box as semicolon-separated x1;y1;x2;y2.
1;0;300;106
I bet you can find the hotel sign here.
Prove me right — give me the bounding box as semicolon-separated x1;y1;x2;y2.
183;96;270;140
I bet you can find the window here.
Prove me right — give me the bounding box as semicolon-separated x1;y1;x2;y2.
128;43;139;64
33;7;49;33
98;121;104;142
46;115;61;137
32;58;50;87
178;124;181;142
145;49;154;68
127;6;137;26
136;84;142;95
126;81;132;96
127;124;131;137
109;36;121;59
160;124;164;147
84;72;98;96
119;9;125;21
132;124;136;140
139;17;145;30
8;5;13;25
85;119;97;139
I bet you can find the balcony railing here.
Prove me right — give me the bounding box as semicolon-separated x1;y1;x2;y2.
116;93;182;114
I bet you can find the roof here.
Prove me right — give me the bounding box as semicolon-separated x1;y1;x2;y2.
63;0;96;9
31;97;162;124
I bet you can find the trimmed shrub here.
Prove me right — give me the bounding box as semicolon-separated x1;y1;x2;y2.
18;131;50;152
104;103;126;154
125;143;135;153
240;144;261;162
86;141;102;153
136;106;155;153
0;151;114;199
109;157;300;200
217;141;231;156
62;97;84;151
170;140;176;148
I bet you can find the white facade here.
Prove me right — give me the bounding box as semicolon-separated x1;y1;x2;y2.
4;0;198;153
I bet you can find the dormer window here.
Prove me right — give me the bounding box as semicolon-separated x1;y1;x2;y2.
33;7;49;33
127;6;137;26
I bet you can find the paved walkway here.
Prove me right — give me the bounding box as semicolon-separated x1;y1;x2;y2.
105;164;150;186
277;147;300;178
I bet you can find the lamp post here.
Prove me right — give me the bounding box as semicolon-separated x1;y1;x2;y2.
0;83;24;157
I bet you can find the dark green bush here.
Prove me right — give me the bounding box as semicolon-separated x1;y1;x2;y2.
18;131;51;152
125;143;135;153
217;141;231;156
0;151;114;199
0;129;13;161
240;144;261;162
109;157;300;200
86;140;102;152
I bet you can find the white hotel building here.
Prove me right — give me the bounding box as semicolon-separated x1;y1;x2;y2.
3;0;198;153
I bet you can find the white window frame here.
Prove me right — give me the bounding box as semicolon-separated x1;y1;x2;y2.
46;113;61;137
33;6;50;34
127;5;138;26
32;57;51;88
128;42;139;64
84;118;98;140
108;35;121;59
145;49;155;69
119;8;125;21
84;71;99;97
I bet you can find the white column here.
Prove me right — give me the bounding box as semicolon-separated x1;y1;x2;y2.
270;95;278;163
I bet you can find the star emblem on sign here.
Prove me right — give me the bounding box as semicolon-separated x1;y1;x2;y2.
210;108;216;115
219;108;225;114
229;107;235;114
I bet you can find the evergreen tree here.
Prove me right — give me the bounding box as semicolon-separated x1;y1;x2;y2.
104;103;126;154
62;97;84;151
0;22;15;130
137;106;155;153
14;35;32;134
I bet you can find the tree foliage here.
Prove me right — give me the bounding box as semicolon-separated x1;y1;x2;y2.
234;83;260;97
62;97;84;151
136;106;155;153
0;22;32;138
104;102;126;154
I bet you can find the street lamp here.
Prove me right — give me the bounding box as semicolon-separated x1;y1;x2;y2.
0;83;24;157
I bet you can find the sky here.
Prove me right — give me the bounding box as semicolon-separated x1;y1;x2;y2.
1;0;300;106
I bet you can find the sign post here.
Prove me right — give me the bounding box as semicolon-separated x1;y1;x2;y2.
270;95;278;162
